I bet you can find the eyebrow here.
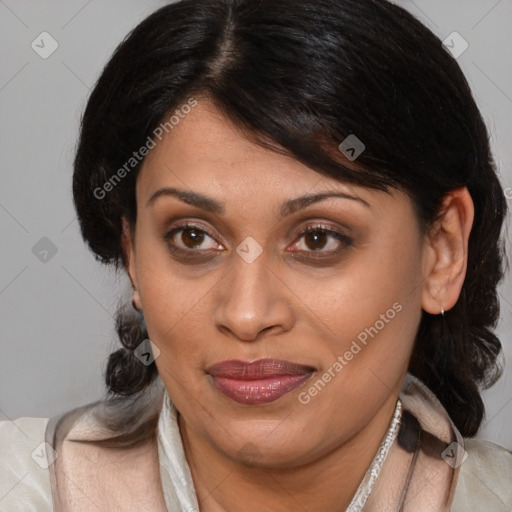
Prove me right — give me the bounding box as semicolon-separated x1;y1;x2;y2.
146;186;371;217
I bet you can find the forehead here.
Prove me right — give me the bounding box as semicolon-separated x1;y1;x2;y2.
137;99;372;204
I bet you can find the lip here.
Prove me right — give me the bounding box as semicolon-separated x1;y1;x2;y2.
206;358;315;405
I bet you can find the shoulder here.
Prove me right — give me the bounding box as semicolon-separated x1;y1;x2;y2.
451;437;512;511
46;390;167;511
0;417;54;511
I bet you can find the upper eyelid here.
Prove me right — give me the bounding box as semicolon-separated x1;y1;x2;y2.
159;202;360;235
291;222;349;237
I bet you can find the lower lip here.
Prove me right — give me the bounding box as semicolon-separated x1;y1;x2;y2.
209;374;313;405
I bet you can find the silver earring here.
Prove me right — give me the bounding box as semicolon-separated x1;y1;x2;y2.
440;307;445;316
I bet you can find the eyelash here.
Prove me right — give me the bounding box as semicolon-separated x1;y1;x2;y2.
162;222;352;260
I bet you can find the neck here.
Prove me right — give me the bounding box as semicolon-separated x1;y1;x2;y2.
179;393;399;512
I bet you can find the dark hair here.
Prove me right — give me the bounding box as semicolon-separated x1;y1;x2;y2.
73;0;508;444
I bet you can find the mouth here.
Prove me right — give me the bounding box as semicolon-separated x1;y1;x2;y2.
206;358;315;405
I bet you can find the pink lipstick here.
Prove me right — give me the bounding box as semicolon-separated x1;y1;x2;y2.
206;358;315;405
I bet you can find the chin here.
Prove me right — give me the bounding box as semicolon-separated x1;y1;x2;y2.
216;422;320;469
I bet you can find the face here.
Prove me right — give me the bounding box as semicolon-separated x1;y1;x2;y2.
124;99;430;468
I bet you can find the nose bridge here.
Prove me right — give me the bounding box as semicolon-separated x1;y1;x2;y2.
214;245;291;340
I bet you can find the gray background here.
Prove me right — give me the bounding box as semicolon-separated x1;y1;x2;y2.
1;0;511;449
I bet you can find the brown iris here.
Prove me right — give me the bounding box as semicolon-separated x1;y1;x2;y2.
304;230;328;251
181;227;205;249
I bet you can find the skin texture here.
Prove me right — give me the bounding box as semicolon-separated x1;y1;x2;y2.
122;99;474;512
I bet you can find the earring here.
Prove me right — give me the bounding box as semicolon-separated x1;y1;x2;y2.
440;307;445;316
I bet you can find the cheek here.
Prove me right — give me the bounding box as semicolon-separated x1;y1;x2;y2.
294;259;423;445
140;272;208;361
299;229;423;345
132;232;204;360
297;224;424;392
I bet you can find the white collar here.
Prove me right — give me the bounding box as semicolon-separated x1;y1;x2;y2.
157;388;200;511
157;386;403;511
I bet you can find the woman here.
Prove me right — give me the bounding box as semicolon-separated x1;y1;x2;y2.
1;0;511;510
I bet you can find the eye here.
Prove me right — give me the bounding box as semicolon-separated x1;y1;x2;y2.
163;223;223;255
289;224;352;256
163;221;352;260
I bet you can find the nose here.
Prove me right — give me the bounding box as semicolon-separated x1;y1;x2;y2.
213;250;295;342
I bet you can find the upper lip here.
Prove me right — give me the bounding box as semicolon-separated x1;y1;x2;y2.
206;358;315;380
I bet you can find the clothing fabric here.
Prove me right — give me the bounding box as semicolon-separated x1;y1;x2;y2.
1;373;511;511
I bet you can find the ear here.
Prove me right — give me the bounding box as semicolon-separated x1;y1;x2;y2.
421;187;474;314
121;216;142;311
